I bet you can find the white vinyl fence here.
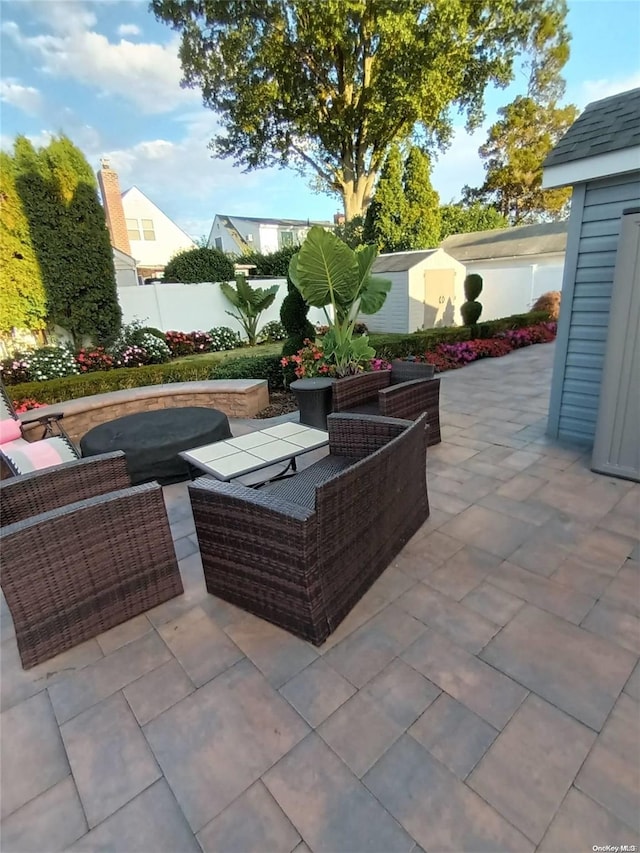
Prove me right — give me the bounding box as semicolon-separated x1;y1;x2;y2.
117;279;327;335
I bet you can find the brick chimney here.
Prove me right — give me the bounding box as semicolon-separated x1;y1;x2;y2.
333;212;346;226
97;157;131;254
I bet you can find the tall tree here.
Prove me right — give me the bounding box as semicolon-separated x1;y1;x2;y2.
362;145;407;252
467;0;578;224
152;0;570;220
14;135;121;347
439;202;508;239
403;147;440;249
0;150;48;335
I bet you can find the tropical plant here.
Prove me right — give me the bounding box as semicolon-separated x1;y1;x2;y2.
289;226;391;376
220;276;279;346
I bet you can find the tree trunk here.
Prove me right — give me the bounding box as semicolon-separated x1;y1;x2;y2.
341;173;377;221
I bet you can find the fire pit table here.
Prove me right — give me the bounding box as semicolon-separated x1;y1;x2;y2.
80;406;232;485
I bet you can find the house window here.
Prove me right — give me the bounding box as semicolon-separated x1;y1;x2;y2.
141;219;155;241
280;230;294;247
126;218;140;241
214;236;224;250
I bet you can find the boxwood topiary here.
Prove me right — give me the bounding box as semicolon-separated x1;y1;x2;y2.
163;247;234;283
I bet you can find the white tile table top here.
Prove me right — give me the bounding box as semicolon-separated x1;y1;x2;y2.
181;424;329;481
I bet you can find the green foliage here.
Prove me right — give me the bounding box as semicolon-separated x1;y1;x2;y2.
464;274;484;301
333;216;366;250
138;326;165;340
163;246;234;282
220;276;279;345
22;346;79;382
363;145;407;252
241;245;298;277
364;145;440;251
439;202;508;239
289;227;390;375
151;0;568;220
280;280;316;356
403;148;441;249
208;326;241;350
211;354;284;389
258;320;286;342
12;135;121;347
0;151;48;334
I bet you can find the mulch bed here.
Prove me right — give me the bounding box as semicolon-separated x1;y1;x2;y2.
255;390;299;419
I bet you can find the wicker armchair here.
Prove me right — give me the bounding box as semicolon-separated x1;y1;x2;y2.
188;413;429;646
332;365;441;445
0;452;183;668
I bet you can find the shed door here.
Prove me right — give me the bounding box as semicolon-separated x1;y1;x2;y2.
591;208;640;481
423;269;455;329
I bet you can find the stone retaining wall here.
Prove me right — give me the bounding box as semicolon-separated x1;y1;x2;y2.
19;380;269;445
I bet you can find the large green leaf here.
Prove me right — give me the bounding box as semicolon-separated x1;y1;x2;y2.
220;280;242;308
355;244;377;286
293;226;359;308
359;276;392;315
350;334;375;361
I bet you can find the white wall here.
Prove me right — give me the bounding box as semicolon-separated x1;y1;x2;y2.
456;254;565;322
123;187;195;268
117;278;326;334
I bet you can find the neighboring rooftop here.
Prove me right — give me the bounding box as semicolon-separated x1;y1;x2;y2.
373;250;439;273
220;215;333;228
544;87;640;169
441;222;568;263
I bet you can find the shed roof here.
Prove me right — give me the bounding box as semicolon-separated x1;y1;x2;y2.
372;250;439;273
441;222;567;262
544;88;640;169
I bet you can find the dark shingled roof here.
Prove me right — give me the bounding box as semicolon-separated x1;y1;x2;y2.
441;222;567;262
544;88;640;168
372;250;439;273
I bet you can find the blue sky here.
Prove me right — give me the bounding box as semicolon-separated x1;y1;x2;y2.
1;0;639;241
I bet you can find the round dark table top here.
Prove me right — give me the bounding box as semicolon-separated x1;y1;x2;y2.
80;406;231;485
290;378;334;390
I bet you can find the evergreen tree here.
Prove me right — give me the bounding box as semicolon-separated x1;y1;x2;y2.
14;134;121;347
0;150;48;335
403;148;441;249
439;202;508;239
362;146;408;252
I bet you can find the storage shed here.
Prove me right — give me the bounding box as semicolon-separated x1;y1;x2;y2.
367;249;465;334
543;87;640;480
441;222;567;321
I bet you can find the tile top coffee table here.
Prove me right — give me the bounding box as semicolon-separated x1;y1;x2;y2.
180;421;329;482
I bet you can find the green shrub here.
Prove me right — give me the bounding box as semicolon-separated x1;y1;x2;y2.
461;273;483;326
281;281;315;357
139;326;165;340
208;326;241;351
242;245;298;277
23;345;79;381
163;247;234;283
212;354;284;389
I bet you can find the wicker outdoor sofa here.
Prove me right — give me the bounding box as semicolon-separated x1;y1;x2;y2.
332;361;441;445
0;452;183;668
189;413;429;645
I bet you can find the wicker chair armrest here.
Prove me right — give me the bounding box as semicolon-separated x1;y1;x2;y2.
327;413;412;458
378;377;440;422
0;451;130;526
331;370;391;411
188;477;316;523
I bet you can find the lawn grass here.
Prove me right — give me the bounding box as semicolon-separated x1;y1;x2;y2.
172;341;282;365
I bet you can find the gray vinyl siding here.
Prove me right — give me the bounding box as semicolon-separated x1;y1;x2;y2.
548;171;640;443
364;271;409;333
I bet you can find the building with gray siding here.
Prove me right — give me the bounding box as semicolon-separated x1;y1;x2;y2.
543;87;640;479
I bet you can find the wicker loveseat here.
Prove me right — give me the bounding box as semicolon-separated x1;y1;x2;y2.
332;363;441;445
0;452;184;668
188;413;429;645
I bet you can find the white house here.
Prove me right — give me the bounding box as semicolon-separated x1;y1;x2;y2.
112;246;139;288
208;214;334;255
366;250;465;334
97;160;196;279
441;222;567;321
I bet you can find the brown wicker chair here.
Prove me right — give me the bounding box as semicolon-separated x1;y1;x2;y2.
188;413;429;646
332;365;441;445
0;452;184;668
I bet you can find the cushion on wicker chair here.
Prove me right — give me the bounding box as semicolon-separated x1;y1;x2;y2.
0;417;22;443
1;435;78;475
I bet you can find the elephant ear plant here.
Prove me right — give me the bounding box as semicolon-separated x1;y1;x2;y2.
220;276;279;346
289;226;391;376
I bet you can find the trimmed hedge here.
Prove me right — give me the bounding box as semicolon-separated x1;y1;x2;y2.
369;311;549;359
9;353;284;405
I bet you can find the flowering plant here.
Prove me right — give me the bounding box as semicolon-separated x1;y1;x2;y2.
370;358;391;371
1;355;30;385
22;346;79;382
191;331;214;352
208;326;241;351
165;330;196;357
281;339;336;379
137;333;171;364
75;347;114;373
12;398;46;413
112;345;148;368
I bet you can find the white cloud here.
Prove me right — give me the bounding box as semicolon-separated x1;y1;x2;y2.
579;72;640;107
1;4;198;114
117;23;141;37
0;78;43;116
